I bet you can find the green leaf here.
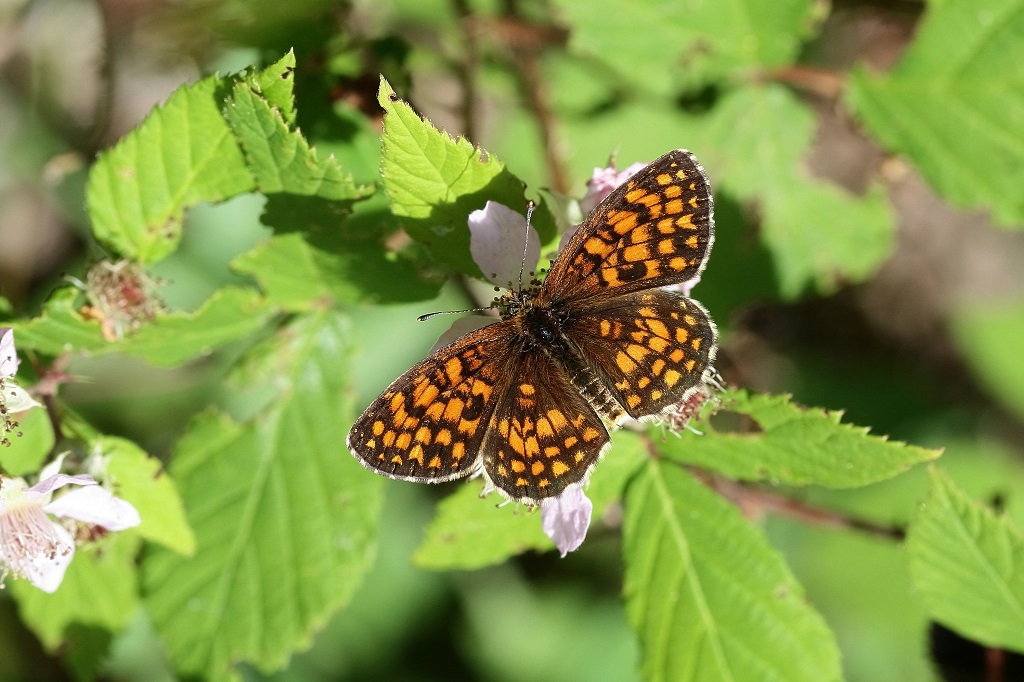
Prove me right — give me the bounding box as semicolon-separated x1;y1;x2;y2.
12;535;140;650
762;180;893;296
377;77;555;276
907;467;1024;652
559;0;818;92
101;436;195;556
413;431;647;569
698;84;894;297
143;311;382;680
86;74;255;264
413;483;550;570
12;286;275;367
247;50;297;126
127;287;276;365
623;460;842;682
951;299;1024;420
847;0;1024;226
225;67;371;202
0;408;54;476
660;390;939;488
233;217;442;309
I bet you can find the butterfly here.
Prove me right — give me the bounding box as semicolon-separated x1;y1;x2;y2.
347;149;717;505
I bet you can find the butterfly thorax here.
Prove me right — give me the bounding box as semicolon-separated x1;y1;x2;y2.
505;297;626;425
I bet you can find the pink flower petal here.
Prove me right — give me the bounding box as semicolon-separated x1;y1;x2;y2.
28;473;96;497
468;201;541;288
541;485;593;557
579;162;646;215
43;485;140;530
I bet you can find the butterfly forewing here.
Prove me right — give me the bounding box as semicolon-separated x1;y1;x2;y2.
347;322;519;482
540;149;714;304
480;350;610;503
562;291;717;419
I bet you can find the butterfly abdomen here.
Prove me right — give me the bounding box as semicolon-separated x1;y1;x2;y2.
519;305;626;425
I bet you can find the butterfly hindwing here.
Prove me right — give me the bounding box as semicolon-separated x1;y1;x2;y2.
562;291;717;419
479;349;610;504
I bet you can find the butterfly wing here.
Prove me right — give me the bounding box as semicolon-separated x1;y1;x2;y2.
561;290;717;419
347;321;520;483
540;149;714;304
479;348;610;504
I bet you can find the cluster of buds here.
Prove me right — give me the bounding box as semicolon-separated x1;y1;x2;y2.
78;259;163;341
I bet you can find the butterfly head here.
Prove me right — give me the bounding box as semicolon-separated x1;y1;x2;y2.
495;287;534;320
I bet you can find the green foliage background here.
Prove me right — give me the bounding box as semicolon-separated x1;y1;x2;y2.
1;0;1023;680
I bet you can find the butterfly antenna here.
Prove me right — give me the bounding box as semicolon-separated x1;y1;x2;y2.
417;305;494;322
517;200;536;294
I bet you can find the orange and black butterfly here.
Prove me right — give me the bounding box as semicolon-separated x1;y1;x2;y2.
348;149;717;505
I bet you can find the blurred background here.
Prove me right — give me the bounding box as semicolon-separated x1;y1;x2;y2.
2;0;1024;680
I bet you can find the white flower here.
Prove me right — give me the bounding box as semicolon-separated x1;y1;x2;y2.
0;457;140;593
1;328;41;419
468;201;541;289
541;484;593;557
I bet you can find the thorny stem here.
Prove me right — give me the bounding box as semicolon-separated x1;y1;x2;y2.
30;354;72;449
707;474;905;541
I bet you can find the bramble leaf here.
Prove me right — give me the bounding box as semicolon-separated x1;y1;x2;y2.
87;75;255;263
12;286;275;367
561;0;818;92
907;467;1024;652
378;77;555;277
143;312;382;679
698;84;894;297
12;536;140;650
660;390;940;487
624;460;841;682
414;431;647;569
847;0;1024;226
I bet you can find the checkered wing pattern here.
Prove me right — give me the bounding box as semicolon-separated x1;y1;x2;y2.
349;147;719;506
564;291;717;419
540;149;714;304
347;322;517;482
481;351;610;503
